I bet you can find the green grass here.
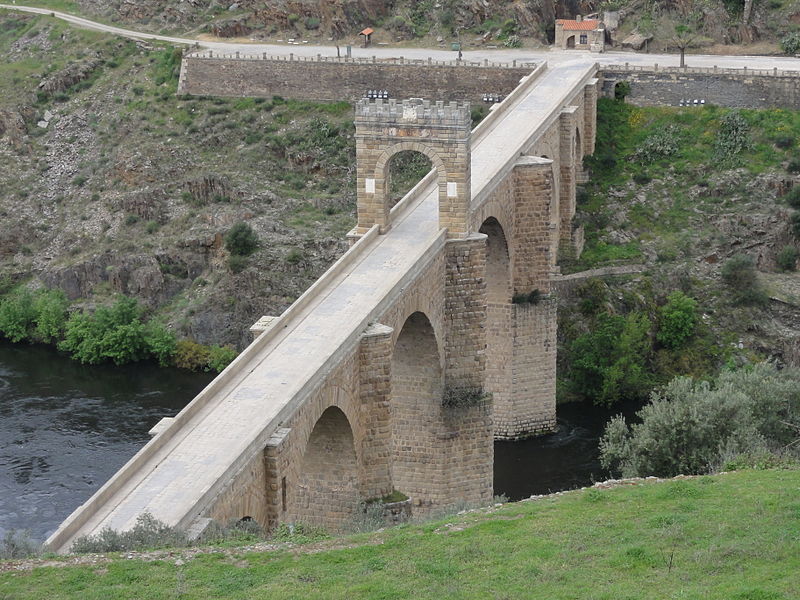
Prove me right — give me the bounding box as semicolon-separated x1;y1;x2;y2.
2;469;798;599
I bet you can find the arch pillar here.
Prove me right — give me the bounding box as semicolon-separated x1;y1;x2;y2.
358;322;394;499
441;233;493;506
354;98;471;237
583;79;599;156
493;156;559;439
558;106;583;260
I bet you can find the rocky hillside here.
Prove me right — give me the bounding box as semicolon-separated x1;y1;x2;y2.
0;11;355;348
30;0;800;51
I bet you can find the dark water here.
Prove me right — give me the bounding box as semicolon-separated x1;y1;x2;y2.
493;399;642;500
0;341;214;542
1;340;638;542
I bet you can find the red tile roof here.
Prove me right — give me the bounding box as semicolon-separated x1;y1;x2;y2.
556;19;600;31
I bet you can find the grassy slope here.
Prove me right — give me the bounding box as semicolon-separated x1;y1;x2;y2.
2;469;798;599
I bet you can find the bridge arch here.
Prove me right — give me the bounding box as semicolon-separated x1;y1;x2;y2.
374;142;445;211
291;405;360;531
390;311;444;504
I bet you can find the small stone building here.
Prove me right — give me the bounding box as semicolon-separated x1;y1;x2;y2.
555;16;605;52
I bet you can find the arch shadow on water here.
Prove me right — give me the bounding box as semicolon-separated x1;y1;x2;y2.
494;398;643;500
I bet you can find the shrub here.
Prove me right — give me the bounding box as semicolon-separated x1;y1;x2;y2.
442;386;490;409
780;32;800;55
776;245;799;272
174;339;212;371
568;312;653;407
632;125;679;164
304;16;321;30
614;81;631;101
600;363;800;478
0;530;40;559
285;247;304;265
714;110;752;162
774;134;795;149
72;513;187;553
785;186;800;209
225;222;259;256
59;297;172;366
143;322;177;367
145;220;160;234
208;344;237;372
228;254;248;273
720;254;767;306
788;157;800;173
656;291;698;350
32;289;69;343
0;289;36;342
512;290;542;305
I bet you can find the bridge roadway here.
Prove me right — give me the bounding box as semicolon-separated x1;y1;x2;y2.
46;58;598;552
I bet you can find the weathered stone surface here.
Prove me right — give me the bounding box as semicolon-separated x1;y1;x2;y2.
179;54;534;104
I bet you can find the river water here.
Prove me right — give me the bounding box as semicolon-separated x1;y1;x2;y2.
0;342;214;542
0;341;631;542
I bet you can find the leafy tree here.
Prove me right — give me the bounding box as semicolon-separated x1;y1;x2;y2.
656;291;698;350
569;312;653;407
600;364;800;477
60;296;175;366
0;289;36;343
225;222;259;256
32;289;69;343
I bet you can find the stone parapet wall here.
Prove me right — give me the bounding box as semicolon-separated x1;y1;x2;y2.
179;52;535;103
601;64;800;108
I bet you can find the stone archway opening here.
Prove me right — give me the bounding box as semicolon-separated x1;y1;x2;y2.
386;150;433;209
566;35;576;48
575;127;583;164
292;406;359;532
390;311;443;503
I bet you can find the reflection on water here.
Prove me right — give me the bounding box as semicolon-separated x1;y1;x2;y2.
0;341;214;542
494;399;642;500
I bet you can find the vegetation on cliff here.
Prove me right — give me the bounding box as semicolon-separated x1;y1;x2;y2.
558;96;800;407
0;11;357;349
1;469;797;599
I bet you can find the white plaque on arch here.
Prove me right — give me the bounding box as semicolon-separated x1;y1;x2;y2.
365;178;375;194
447;182;458;197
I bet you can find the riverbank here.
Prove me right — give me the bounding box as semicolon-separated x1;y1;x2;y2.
1;468;797;599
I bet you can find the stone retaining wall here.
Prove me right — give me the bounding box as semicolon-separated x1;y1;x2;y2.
601;64;800;109
178;52;535;103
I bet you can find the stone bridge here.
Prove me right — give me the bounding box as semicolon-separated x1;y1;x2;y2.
46;59;599;552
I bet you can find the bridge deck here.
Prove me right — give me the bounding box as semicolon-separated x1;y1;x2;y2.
47;59;598;551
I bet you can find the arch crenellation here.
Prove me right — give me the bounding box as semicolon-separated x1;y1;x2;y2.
355;97;472;237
